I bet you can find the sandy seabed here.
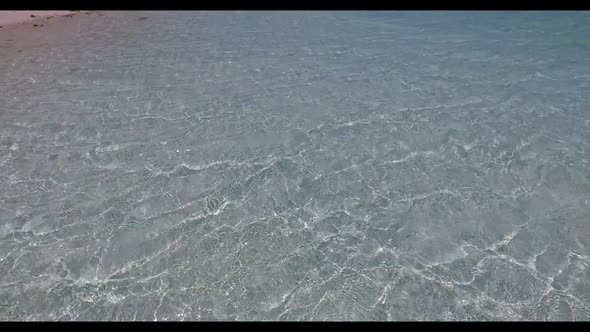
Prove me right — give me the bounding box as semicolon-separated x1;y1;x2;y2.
1;11;590;321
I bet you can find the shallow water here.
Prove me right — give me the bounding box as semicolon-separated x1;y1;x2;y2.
1;11;590;320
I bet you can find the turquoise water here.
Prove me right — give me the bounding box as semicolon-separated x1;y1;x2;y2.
0;11;589;320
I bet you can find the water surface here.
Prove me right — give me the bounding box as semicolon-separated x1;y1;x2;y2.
1;11;589;320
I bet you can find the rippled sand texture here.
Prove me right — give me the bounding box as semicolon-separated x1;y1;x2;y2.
1;11;590;321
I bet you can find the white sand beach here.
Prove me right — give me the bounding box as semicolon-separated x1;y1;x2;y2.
0;11;74;27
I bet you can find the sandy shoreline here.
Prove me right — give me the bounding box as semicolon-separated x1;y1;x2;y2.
0;11;74;27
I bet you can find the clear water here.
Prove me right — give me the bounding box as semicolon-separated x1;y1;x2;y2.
1;11;590;320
